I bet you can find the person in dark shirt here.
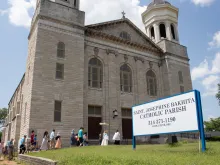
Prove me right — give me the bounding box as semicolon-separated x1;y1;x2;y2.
30;130;35;146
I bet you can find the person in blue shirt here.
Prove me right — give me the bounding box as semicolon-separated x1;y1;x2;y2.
19;135;27;154
50;129;55;149
78;127;84;146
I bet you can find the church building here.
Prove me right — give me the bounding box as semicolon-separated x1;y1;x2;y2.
2;0;192;147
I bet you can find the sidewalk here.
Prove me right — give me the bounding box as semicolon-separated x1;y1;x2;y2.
0;160;18;165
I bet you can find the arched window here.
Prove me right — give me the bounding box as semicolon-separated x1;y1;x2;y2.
171;24;176;40
88;58;103;88
178;71;183;84
146;70;157;96
150;26;155;39
120;31;131;41
120;64;132;93
159;23;166;39
57;42;65;58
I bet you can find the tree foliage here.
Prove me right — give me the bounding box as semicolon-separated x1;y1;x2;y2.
204;117;220;132
0;108;8;120
216;84;220;106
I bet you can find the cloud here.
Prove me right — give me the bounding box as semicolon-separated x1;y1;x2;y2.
192;52;220;97
191;53;220;81
191;60;209;81
209;31;220;48
207;115;217;121
81;0;146;31
7;0;36;28
0;9;8;16
202;75;220;96
191;0;216;6
2;0;147;29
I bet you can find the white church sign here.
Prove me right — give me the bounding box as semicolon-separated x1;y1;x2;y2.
132;90;206;152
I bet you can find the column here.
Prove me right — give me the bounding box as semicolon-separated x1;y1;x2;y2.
146;27;150;38
174;23;180;42
165;21;172;41
153;23;160;43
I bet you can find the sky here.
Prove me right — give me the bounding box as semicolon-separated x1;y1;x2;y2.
0;0;219;121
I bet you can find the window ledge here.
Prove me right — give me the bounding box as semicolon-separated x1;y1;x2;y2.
121;92;133;95
53;122;63;126
57;57;66;60
55;78;64;82
88;87;103;91
149;95;158;99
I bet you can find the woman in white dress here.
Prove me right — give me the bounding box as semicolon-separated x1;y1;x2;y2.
101;131;109;146
113;130;120;145
40;131;49;151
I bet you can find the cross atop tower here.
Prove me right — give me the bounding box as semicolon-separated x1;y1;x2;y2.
122;11;126;19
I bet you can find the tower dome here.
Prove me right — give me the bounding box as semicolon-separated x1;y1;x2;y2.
148;0;171;8
142;0;179;43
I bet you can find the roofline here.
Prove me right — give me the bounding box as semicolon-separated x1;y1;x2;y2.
8;73;25;106
86;18;163;53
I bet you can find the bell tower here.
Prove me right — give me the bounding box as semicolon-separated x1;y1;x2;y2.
142;0;179;43
26;0;85;146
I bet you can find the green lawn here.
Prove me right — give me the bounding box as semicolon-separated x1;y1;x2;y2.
29;142;220;165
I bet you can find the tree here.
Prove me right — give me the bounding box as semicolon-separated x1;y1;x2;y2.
0;108;8;120
216;84;220;106
204;117;220;132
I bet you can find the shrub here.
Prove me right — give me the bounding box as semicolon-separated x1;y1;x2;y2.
206;136;220;141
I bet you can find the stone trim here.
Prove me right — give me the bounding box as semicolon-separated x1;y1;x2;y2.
86;18;163;53
85;28;161;55
18;154;58;165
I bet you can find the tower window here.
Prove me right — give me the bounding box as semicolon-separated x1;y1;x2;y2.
74;0;77;7
57;42;65;58
178;71;183;84
159;23;166;39
150;26;155;39
54;101;62;122
56;63;64;80
171;24;176;40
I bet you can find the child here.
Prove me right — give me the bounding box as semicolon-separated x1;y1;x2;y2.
33;135;38;151
83;133;88;146
55;133;62;149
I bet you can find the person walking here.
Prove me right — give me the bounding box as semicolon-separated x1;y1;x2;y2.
50;129;55;150
30;130;35;146
33;135;38;151
8;139;14;160
70;129;76;147
83;133;88;146
40;131;49;151
78;127;84;147
99;133;102;145
19;135;27;154
55;133;62;149
101;131;109;146
113;130;121;145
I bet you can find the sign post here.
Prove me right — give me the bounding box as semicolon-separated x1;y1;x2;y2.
132;90;206;152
